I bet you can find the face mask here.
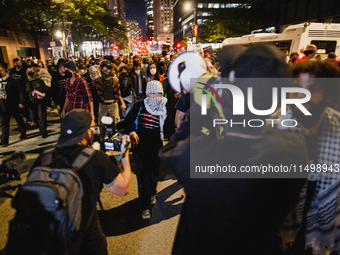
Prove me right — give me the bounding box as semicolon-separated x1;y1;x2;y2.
28;72;34;77
16;64;22;69
90;74;99;80
133;61;140;67
145;97;162;112
80;69;85;73
103;71;110;78
150;68;157;75
65;71;72;78
120;73;127;78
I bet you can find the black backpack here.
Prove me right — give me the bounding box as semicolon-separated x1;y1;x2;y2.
6;147;95;255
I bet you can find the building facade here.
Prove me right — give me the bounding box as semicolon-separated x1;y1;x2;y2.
106;0;125;20
173;0;250;44
154;0;174;47
0;29;50;68
126;19;143;45
145;0;155;40
251;0;340;32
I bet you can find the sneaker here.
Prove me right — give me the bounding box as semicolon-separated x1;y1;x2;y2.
26;121;32;125
30;122;37;126
151;195;157;205
42;133;48;138
142;209;151;220
19;134;27;139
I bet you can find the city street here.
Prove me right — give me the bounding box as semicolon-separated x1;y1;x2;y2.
0;109;185;255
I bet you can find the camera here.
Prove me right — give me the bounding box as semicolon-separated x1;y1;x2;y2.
101;116;130;152
104;132;123;151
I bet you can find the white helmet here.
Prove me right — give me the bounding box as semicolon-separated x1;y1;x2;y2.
168;52;207;93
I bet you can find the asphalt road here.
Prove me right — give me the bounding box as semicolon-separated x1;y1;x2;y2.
0;108;184;255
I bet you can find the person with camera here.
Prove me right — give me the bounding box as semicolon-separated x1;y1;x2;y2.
125;80;167;219
25;109;132;255
95;60;126;138
25;64;49;138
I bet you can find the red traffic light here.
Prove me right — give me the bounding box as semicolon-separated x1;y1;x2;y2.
176;43;181;48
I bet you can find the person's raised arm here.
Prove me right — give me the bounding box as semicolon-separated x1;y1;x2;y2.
107;135;131;196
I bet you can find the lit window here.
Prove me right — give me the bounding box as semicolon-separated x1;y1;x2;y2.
197;19;203;24
214;3;219;8
161;6;163;9
197;3;203;8
208;3;213;8
221;3;225;8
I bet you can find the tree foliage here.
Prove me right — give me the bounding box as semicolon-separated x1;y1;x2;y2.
0;0;127;48
198;6;250;43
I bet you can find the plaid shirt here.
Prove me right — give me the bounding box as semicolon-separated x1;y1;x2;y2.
65;77;93;112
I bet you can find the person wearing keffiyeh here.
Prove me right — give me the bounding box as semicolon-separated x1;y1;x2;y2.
277;61;340;255
124;80;167;220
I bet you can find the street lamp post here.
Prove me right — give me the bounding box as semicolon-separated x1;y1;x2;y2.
184;2;197;51
183;25;187;38
193;5;197;51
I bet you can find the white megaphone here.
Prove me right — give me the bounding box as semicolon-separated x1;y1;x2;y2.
168;52;207;93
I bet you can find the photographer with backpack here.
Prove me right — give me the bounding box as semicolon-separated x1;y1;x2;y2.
6;109;131;255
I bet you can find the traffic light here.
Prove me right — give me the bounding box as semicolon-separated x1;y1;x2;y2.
176;43;181;49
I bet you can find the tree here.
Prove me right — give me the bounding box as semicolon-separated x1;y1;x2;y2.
0;0;127;56
198;6;250;43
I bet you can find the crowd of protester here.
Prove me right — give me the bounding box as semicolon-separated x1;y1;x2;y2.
2;44;340;254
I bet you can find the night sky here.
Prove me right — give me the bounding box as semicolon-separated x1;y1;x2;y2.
125;0;147;39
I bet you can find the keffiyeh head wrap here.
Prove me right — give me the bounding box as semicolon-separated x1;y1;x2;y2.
144;80;167;140
89;65;101;80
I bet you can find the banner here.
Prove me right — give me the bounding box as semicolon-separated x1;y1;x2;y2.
203;45;213;56
52;46;63;65
136;42;150;54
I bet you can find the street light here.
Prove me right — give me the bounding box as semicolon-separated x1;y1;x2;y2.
56;30;62;38
184;2;197;51
183;25;187;38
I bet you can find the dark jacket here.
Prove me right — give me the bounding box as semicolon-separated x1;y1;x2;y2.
10;67;27;87
51;71;66;106
119;76;135;99
159;113;308;255
0;75;24;113
26;77;49;104
129;68;147;97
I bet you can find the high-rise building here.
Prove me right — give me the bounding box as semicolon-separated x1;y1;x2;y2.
173;0;250;44
251;0;340;32
145;0;155;40
126;20;143;45
106;0;125;20
154;0;174;47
